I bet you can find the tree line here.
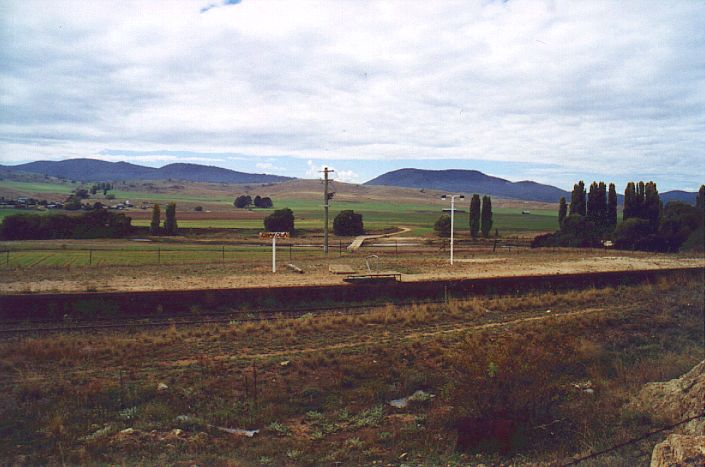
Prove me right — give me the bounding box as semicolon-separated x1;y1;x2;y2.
234;195;273;209
535;180;704;251
0;210;132;240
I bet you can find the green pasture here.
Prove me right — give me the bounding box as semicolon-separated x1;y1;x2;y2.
0;180;72;195
1;179;559;236
0;244;325;268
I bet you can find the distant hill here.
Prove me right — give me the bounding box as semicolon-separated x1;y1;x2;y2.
365;168;570;203
660;190;699;205
364;168;699;205
0;158;293;184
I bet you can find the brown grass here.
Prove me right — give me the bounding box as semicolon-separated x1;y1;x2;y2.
0;274;702;465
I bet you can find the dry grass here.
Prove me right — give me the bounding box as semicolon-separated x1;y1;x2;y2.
0;274;702;464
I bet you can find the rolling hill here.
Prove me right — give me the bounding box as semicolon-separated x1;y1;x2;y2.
0;158;293;184
365;168;570;203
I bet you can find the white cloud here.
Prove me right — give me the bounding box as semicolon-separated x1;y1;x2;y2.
305;160;360;183
0;0;704;189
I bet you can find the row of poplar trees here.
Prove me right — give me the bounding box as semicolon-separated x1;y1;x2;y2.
558;181;619;233
149;202;178;235
557;180;663;233
469;194;493;238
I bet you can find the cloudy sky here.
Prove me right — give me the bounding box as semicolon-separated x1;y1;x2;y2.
1;0;704;190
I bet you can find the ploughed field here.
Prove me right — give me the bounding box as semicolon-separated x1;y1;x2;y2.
0;272;702;464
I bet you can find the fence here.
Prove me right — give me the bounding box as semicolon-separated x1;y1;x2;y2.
0;239;533;269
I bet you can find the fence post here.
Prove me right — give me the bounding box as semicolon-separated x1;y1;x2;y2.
157;248;161;265
222;245;225;262
252;362;258;410
89;249;92;266
6;250;8;267
289;243;292;261
395;240;398;256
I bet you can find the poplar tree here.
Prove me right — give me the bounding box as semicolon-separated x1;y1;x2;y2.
587;182;599;223
570;181;586;216
598;182;607;228
558;197;567;227
696;185;705;211
624;182;636;220
607;183;617;230
636;181;645;218
644;182;661;232
164;203;177;235
481;195;493;238
149;204;161;235
469;194;481;238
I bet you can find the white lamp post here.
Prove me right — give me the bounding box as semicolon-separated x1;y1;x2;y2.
441;194;464;265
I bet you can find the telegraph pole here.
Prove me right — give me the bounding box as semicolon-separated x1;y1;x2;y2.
321;167;334;255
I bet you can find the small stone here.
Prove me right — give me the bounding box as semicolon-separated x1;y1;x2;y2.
157;382;168;391
172;428;183;436
120;428;135;435
280;360;290;367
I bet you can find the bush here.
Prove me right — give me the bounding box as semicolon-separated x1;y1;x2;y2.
434;215;451;238
234;195;252;208
251;196;273;208
264;208;294;233
613;201;704;252
333;210;364;236
613;218;653;250
531;214;601;248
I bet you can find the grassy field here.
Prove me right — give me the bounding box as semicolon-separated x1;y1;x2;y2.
0;274;701;464
0;244;327;268
1;178;560;238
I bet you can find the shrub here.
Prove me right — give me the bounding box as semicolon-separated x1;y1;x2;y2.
434;215;451;238
333;210;364;236
613;218;652;250
264;208;294;233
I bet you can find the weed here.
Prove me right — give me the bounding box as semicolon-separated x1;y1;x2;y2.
267;421;291;436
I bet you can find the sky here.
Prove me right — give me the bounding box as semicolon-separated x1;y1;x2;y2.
1;0;704;191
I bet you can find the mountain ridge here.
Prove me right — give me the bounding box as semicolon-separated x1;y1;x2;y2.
364;168;570;203
0;158;293;184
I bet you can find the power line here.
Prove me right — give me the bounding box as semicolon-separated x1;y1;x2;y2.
561;412;705;465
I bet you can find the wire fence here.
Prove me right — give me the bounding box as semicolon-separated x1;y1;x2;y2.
0;239;533;269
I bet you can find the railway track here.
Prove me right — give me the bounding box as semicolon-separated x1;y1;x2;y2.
0;299;448;337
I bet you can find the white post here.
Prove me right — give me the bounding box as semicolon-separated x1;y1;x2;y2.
450;195;455;265
272;235;276;273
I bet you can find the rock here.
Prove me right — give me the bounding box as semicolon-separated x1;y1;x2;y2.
216;426;260;437
651;434;705;467
389;390;435;408
280;360;290;367
632;360;704;434
157;382;168;391
171;428;183;436
632;361;705;465
120;428;135;435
